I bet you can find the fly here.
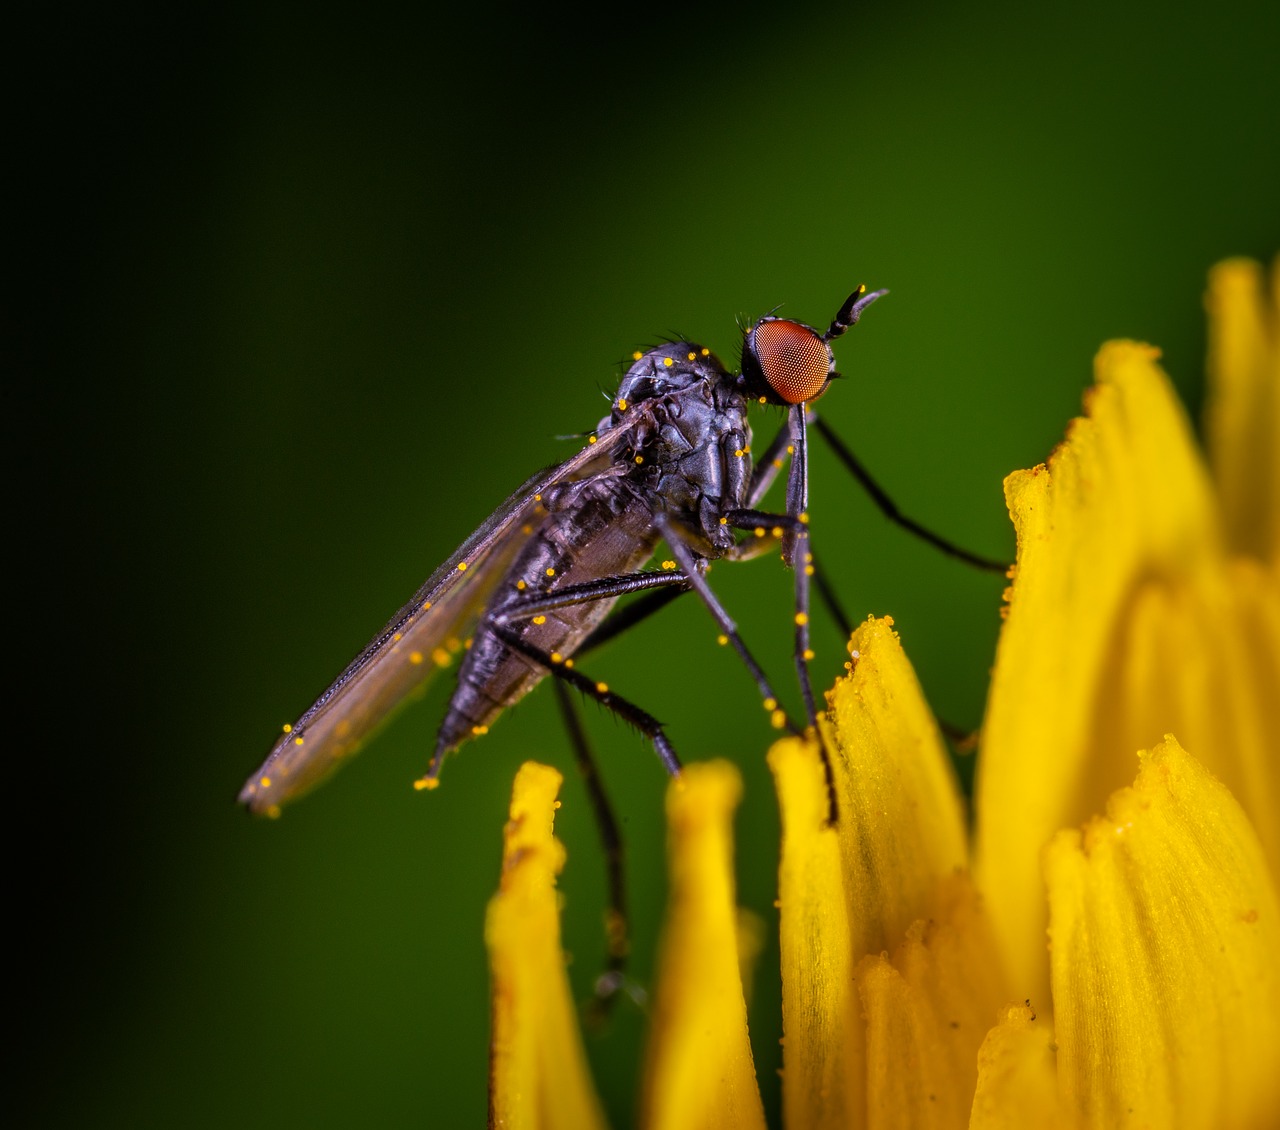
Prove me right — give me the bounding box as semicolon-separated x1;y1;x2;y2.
240;286;1006;995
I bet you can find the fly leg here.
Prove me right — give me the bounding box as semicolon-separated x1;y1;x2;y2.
725;402;839;822
482;570;695;777
551;679;637;1020
651;511;802;737
809;411;1009;573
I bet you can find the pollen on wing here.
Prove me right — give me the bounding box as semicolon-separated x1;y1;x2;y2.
795;612;809;626
635;455;644;465
632;350;643;361
687;351;696;361
763;697;777;711
281;723;292;733
293;736;304;746
410;651;424;665
662;560;676;570
516;579;527;591
700;348;709;356
457;562;468;572
550;652;563;664
432;647;452;667
260;776;272;789
532;615;547;625
414;777;440;792
545;567;556;577
770;709;787;729
471;725;489;736
617;398;628;410
595;682;609;694
421;600;432;611
663;358;674;367
717;634;728;646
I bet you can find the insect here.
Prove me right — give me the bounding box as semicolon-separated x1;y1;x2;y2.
240;286;1004;989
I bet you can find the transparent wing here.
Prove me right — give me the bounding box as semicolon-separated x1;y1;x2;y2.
240;428;629;814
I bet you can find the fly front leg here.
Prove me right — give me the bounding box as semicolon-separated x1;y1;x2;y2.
809;411;1009;573
652;512;801;737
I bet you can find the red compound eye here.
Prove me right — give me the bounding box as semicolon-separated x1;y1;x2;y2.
751;320;830;403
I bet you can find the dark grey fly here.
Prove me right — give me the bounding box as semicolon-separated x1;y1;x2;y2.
240;287;1004;992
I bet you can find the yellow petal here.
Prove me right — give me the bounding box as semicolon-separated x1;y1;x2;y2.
857;874;1009;1130
976;342;1223;1000
1103;559;1280;875
771;617;997;1130
639;761;765;1130
487;762;608;1130
1204;257;1280;562
826;617;971;951
968;1004;1075;1130
1045;737;1280;1130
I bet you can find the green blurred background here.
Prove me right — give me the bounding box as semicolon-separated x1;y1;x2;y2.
13;1;1275;1125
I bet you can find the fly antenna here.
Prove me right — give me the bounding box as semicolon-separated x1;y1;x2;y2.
823;286;888;342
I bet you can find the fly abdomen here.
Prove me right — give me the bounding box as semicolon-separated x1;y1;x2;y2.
434;481;659;756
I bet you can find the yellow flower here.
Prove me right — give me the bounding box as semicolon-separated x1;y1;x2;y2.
485;260;1280;1128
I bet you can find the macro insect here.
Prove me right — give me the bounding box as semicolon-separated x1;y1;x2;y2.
240;286;1004;988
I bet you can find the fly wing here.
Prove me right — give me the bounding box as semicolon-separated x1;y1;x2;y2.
240;427;629;814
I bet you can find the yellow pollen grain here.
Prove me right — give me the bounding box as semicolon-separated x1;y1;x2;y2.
521;523;533;534
414;777;439;792
533;615;547;625
432;647;452;667
410;650;423;665
701;347;709;356
617;398;628;410
759;396;768;405
393;632;402;642
471;725;489;736
754;528;766;538
260;776;272;788
464;638;473;650
457;561;468;572
717;634;728;646
763;697;777;711
545;567;555;577
633;350;643;361
564;658;574;669
281;723;292;733
663;357;674;367
799;512;809;524
635;455;644;464
516;579;527;590
772;526;783;538
734;449;744;458
687;351;696;361
550;652;563;664
771;709;786;729
588;434;597;444
805;565;814;576
595;682;609;694
803;649;815;661
421;600;432;610
447;637;462;652
794;612;809;626
719;516;728;525
662;560;676;570
786;445;794;455
265;804;282;819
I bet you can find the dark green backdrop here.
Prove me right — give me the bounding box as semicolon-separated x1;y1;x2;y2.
14;1;1276;1126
